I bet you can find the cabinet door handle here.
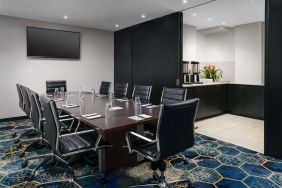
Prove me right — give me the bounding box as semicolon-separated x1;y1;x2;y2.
176;79;180;86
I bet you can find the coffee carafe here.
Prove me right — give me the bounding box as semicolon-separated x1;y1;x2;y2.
191;61;200;83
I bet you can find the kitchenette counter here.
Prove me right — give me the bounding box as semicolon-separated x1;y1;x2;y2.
182;82;264;88
182;82;264;120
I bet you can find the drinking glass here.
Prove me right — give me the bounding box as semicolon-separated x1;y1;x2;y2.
79;96;85;115
54;88;59;99
60;87;65;99
134;96;142;116
91;89;95;103
64;92;69;105
105;102;111;117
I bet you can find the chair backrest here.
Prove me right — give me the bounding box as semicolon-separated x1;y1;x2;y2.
40;95;60;152
114;83;128;98
156;99;199;159
21;86;31;118
46;80;67;94
28;89;43;132
16;84;24;110
161;87;187;105
99;81;112;95
132;84;152;104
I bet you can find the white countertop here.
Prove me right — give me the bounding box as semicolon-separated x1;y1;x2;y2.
182;82;264;87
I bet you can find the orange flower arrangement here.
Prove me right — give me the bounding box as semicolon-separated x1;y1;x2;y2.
201;64;223;81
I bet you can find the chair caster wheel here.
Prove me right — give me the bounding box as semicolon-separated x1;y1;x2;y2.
153;175;158;181
22;161;28;168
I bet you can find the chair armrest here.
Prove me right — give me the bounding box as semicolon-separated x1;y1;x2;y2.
125;131;156;154
59;129;95;138
59;114;70;118
129;132;155;143
59;118;74;122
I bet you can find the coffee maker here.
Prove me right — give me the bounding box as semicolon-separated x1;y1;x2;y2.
182;61;201;84
182;61;193;84
191;61;200;83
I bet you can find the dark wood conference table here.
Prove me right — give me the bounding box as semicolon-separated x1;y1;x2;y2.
54;93;160;173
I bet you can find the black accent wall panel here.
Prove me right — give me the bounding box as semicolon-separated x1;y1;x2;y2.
114;12;182;104
114;30;133;98
265;0;282;158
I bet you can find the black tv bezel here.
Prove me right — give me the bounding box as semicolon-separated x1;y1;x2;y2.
26;26;81;60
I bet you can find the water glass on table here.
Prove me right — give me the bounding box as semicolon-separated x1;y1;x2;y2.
60;87;65;99
54;88;59;100
105;102;111;117
134;96;142;116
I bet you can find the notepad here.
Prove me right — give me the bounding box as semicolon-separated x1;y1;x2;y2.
82;113;98;118
128;114;152;121
116;99;130;102
85;114;103;120
54;99;64;102
61;104;78;108
141;104;152;107
128;116;144;121
96;94;108;98
110;106;123;111
146;105;159;109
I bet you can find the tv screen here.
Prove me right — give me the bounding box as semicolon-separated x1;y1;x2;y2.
27;27;80;59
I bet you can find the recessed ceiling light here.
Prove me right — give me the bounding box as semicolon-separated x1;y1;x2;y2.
182;0;188;3
208;18;212;21
115;24;119;28
192;13;197;16
222;22;226;25
63;15;68;19
141;14;146;19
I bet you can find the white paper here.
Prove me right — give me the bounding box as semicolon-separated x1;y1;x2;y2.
141;104;152;107
138;114;152;118
86;115;102;120
146;105;158;109
82;113;98;117
61;104;78;108
110;106;124;111
128;116;144;121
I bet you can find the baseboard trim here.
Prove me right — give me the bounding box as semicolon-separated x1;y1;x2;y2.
0;116;28;122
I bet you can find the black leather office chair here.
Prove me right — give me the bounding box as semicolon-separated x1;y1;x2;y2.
46;80;67;94
8;84;32;138
126;99;199;188
14;86;35;142
99;81;112;95
132;84;152;104
33;95;112;187
114;83;129;99
161;87;187;105
16;84;24;111
145;87;188;138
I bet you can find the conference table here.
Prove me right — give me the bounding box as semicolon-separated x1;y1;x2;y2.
53;92;160;173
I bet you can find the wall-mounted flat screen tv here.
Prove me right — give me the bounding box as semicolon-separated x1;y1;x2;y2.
27;27;80;59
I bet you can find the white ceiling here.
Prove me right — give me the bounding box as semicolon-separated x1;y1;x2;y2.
0;0;265;31
183;0;265;29
0;0;211;31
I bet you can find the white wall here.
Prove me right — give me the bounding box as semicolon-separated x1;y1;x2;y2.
0;16;114;119
196;29;235;82
183;22;264;84
235;22;264;85
183;24;197;61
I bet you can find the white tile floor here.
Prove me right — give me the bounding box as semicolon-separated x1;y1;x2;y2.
195;114;264;153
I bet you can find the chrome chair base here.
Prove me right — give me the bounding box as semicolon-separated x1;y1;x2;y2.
129;171;191;188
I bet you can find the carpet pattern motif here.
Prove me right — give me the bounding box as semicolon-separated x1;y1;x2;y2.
0;119;281;188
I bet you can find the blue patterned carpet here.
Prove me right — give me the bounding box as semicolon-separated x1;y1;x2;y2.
0;119;281;188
